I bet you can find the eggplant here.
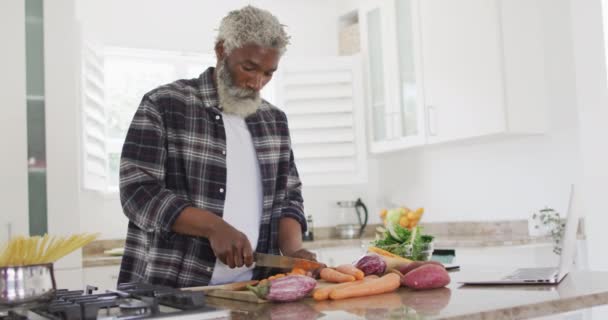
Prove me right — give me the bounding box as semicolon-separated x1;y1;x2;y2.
354;254;387;276
248;275;316;302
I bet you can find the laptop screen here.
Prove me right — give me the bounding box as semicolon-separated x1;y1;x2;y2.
557;184;579;281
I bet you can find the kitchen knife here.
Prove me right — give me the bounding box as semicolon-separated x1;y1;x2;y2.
253;252;324;271
183;280;259;292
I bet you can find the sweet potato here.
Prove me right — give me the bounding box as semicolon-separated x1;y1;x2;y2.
402;264;450;290
398;260;444;276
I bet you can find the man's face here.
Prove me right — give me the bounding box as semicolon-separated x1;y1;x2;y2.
215;42;280;117
221;43;280;94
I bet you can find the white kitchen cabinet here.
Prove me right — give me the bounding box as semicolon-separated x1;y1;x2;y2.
55;268;84;291
359;0;547;150
83;265;120;291
359;0;426;153
420;0;547;144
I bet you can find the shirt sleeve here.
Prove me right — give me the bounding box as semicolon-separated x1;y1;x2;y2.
119;94;192;234
280;146;308;233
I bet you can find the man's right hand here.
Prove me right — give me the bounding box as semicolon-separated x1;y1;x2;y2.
208;220;254;268
172;207;254;268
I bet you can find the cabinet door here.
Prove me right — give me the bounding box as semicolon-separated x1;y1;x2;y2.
55;268;84;290
360;0;426;153
83;265;120;291
420;0;506;143
360;2;391;143
390;0;426;145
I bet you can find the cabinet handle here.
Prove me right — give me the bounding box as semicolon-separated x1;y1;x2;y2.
427;105;437;136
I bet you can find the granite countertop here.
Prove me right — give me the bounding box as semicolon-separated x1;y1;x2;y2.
82;236;551;268
82;235;554;268
82;219;580;268
301;234;556;251
204;270;608;320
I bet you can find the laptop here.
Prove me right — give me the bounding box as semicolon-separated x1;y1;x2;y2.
459;185;578;285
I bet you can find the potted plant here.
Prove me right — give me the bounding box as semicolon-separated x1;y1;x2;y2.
531;207;565;255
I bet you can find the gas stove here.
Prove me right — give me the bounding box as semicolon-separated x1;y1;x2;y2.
0;283;229;320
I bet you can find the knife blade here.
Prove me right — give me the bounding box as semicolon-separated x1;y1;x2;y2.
253;252;323;271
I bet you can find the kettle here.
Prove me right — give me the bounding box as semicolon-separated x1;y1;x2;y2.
334;198;368;239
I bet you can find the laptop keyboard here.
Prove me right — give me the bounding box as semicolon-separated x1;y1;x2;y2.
502;267;558;281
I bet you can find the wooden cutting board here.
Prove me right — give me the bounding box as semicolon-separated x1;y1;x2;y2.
185;280;335;304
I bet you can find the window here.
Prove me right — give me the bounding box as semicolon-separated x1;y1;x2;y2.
277;56;368;185
81;46;366;192
81;46;217;191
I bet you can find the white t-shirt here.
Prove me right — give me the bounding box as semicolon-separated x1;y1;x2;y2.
209;113;263;285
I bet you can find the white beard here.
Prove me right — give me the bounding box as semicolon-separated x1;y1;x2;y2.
216;60;261;118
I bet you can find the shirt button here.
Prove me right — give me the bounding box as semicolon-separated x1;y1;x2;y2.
221;150;226;155
219;188;224;193
215;115;221;120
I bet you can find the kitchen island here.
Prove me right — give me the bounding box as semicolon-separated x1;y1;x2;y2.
204;270;608;320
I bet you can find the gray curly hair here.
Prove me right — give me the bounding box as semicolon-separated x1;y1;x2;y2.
217;5;290;55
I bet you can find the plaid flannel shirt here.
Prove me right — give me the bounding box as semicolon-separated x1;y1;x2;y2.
117;67;306;288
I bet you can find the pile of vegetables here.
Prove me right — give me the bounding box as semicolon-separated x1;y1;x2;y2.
375;207;434;261
247;256;450;303
247;205;449;303
354;254;451;290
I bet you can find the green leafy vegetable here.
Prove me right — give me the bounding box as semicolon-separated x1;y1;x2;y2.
372;225;434;261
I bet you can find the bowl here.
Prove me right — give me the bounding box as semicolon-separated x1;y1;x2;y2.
403;241;434;261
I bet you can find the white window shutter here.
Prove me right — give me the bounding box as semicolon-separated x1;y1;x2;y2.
277;55;368;185
81;42;108;191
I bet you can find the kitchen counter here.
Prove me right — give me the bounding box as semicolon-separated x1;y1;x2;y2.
301;234;555;251
83;219;581;268
204;270;608;320
82;235;555;268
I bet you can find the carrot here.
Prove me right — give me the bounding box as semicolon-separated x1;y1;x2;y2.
313;279;365;301
335;264;365;280
267;273;286;281
290;267;307;275
313;275;379;301
329;273;401;300
320;268;356;283
367;246;413;263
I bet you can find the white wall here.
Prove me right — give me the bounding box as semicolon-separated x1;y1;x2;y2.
375;0;582;223
75;0;367;238
570;0;608;270
77;0;346;57
0;0;29;240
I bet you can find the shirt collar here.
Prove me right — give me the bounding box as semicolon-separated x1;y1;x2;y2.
198;67;220;110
